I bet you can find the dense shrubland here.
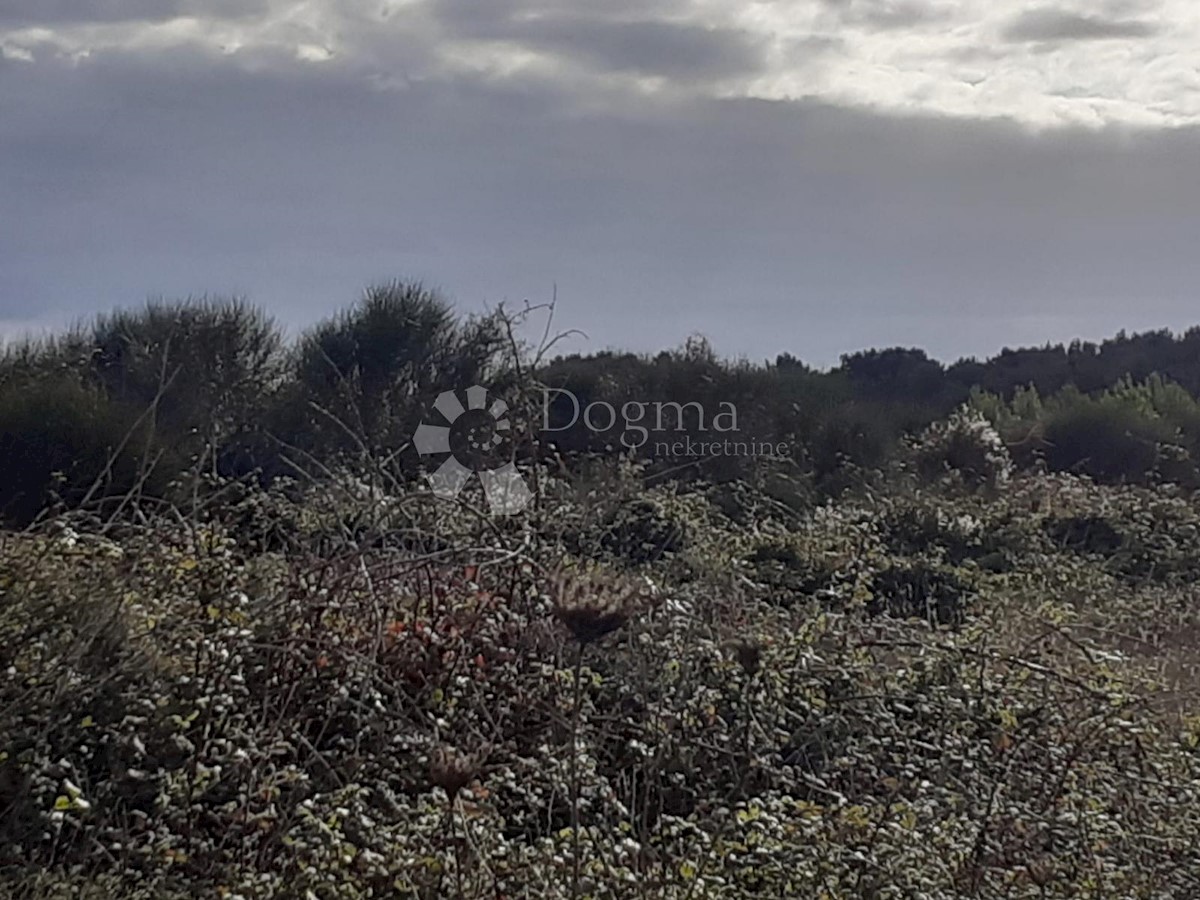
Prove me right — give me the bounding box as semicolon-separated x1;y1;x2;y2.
6;460;1200;897
8;285;1200;527
5;286;1200;896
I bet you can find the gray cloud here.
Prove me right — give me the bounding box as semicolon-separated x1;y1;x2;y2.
429;1;766;81
0;0;172;26
428;0;695;33
3;0;1195;127
784;34;846;58
0;0;260;26
520;18;766;79
4;51;1200;365
821;0;955;31
1002;8;1159;42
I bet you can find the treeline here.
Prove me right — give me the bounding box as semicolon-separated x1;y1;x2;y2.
4;282;1200;524
837;328;1200;404
540;329;1200;490
0;284;502;524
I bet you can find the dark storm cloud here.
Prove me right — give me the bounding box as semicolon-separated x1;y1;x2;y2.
4;50;1200;365
1002;9;1159;42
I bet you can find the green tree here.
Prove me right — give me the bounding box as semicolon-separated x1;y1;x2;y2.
89;298;284;471
0;373;154;525
288;282;503;461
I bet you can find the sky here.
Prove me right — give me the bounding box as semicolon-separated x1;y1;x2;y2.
3;0;1200;366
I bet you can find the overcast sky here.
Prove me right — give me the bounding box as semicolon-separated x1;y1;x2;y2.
3;0;1200;365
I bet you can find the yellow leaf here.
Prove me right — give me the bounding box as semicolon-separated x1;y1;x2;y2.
841;805;871;827
54;795;71;811
737;804;761;825
80;715;95;728
679;861;698;881
179;558;198;571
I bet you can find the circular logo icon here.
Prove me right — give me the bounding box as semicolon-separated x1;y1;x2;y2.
413;385;532;515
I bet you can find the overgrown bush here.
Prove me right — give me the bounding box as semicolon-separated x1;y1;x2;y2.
910;407;1013;490
0;375;158;525
9;296;1200;897
289;282;504;461
598;498;689;564
6;470;1200;897
972;376;1200;485
89;298;284;457
866;560;973;625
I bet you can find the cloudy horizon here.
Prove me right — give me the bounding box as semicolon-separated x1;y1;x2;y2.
4;0;1200;366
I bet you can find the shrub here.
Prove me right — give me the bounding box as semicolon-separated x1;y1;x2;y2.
1044;513;1125;555
974;377;1200;486
90;298;284;461
4;473;1200;896
882;505;987;563
743;536;839;596
599;498;689;564
910;408;1013;490
807;407;892;494
0;375;156;525
867;561;973;626
288;282;503;460
1041;398;1169;483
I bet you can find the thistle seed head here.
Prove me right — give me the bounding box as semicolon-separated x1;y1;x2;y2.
552;566;643;645
429;744;490;798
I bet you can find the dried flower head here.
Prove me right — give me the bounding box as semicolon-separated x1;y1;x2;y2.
552;567;643;645
429;744;489;798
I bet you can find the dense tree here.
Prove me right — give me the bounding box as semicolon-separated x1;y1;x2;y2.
0;373;154;524
89;298;284;470
285;282;504;461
